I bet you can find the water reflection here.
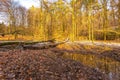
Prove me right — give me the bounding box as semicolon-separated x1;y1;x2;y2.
62;53;120;80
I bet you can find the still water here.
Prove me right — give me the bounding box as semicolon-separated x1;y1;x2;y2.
62;52;120;80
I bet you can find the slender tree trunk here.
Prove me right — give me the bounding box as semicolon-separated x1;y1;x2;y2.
91;14;94;42
102;0;108;41
118;0;120;29
88;14;91;41
71;0;77;41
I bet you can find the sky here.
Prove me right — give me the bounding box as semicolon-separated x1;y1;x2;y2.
15;0;39;9
16;0;62;9
16;0;70;9
0;0;61;23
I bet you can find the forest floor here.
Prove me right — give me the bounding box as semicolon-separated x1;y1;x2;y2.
0;41;120;80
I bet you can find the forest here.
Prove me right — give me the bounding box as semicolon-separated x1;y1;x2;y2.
0;0;120;41
0;0;120;80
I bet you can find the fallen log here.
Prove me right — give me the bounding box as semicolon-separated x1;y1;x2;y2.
0;38;69;50
22;38;69;50
0;39;55;46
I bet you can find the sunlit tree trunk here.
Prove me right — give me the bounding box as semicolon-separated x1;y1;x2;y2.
71;0;77;41
117;0;120;40
118;0;120;29
91;14;94;42
102;0;108;41
110;0;116;26
83;0;95;41
48;13;53;39
88;13;91;41
40;0;44;40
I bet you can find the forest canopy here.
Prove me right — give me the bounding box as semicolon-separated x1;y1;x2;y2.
0;0;120;41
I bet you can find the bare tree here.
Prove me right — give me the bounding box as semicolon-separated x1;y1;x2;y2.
0;0;20;39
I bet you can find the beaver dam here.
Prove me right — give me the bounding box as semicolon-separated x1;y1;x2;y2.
0;41;120;80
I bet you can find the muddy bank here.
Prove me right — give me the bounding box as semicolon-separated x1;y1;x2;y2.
57;42;120;62
0;42;120;80
0;49;108;80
